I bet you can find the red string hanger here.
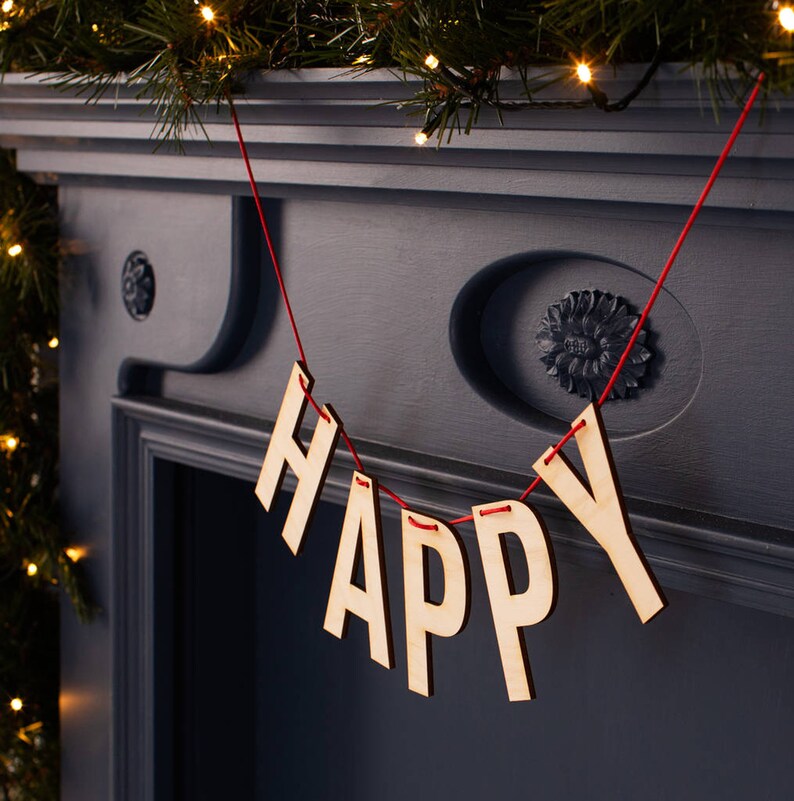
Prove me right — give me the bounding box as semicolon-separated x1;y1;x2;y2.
229;71;765;525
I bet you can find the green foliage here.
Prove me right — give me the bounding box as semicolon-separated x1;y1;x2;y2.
0;148;92;799
1;0;793;143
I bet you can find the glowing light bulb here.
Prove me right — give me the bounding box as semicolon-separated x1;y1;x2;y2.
2;1;13;14
7;244;22;257
48;336;59;349
200;5;215;21
65;547;85;563
414;131;429;145
424;54;440;70
5;436;18;451
26;563;38;577
10;698;22;712
576;63;592;84
92;23;99;32
780;7;794;31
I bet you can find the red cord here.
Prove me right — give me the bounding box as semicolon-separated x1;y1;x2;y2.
518;71;766;501
298;376;331;422
479;504;512;517
229;101;307;366
408;516;439;531
380;484;410;509
339;428;365;472
597;73;766;406
355;476;370;488
543;421;586;465
231;73;765;523
518;476;543;502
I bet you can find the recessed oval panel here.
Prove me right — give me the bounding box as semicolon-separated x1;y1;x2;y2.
450;252;702;439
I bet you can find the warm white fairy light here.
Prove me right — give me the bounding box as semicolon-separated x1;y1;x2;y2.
780;6;794;31
424;54;440;70
414;131;429;145
26;563;38;577
4;435;18;452
48;336;59;349
65;547;86;563
10;698;23;712
1;1;13;14
576;62;592;84
7;243;22;257
200;5;215;22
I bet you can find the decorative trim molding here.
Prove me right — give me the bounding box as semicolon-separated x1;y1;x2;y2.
2;68;794;220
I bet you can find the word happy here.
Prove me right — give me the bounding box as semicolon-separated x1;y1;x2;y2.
256;362;666;702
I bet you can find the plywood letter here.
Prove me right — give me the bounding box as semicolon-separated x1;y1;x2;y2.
402;510;470;697
534;403;666;623
473;501;556;702
255;362;341;556
323;472;394;669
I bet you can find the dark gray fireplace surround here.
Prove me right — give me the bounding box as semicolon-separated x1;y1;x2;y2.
2;67;793;801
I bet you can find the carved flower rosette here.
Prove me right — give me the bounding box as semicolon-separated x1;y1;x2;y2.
121;250;155;321
535;289;653;401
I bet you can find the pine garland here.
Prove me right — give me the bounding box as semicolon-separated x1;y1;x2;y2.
0;148;92;799
1;1;792;144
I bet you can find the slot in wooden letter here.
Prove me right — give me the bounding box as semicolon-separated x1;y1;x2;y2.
473;500;556;702
324;471;394;669
255;362;341;556
534;403;666;623
402;510;470;698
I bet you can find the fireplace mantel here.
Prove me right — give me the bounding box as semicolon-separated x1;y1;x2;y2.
2;67;794;215
2;69;793;801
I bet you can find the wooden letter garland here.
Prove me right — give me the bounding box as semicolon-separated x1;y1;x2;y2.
323;471;395;669
401;510;471;698
256;368;667;701
255;361;342;556
472;501;557;702
534;403;666;624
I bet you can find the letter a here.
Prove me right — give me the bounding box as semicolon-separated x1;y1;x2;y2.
324;472;394;669
534;403;666;623
402;510;470;697
473;501;556;702
255;362;341;556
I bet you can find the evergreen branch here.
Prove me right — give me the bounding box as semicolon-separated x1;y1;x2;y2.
1;1;791;145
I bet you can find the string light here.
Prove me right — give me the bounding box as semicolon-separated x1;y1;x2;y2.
9;698;23;712
424;54;440;70
576;62;593;84
3;434;18;452
1;0;13;13
414;131;429;145
64;547;85;563
48;336;59;349
17;721;43;746
780;6;794;31
26;563;38;577
200;5;215;22
7;243;22;257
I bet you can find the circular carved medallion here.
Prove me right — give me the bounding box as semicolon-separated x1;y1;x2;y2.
536;289;653;401
121;250;155;321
